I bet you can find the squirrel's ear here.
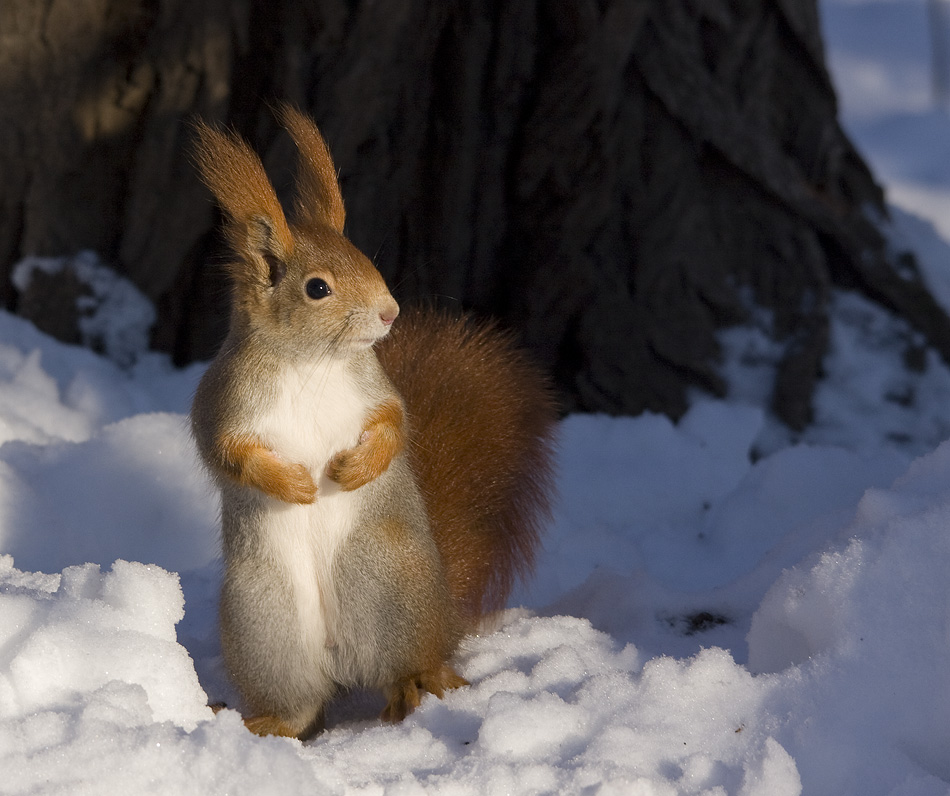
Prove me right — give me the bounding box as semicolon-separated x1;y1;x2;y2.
277;104;346;234
192;120;294;284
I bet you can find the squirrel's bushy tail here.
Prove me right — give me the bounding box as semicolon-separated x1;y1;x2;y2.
377;307;558;622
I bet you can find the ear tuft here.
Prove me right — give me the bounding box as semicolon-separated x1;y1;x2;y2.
277;104;347;234
192;120;294;271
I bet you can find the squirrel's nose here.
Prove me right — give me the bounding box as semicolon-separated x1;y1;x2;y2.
380;301;399;326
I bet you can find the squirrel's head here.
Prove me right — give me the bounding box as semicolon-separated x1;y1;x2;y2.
192;106;398;360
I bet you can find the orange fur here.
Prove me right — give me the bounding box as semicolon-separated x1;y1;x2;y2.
218;432;317;504
278;105;347;234
243;715;300;738
381;664;469;723
376;307;559;621
192;121;295;278
326;397;406;490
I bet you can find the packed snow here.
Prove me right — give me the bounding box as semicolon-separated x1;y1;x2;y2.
3;2;950;793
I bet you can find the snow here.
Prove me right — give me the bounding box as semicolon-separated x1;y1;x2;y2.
12;251;157;369
820;0;950;242
3;3;950;793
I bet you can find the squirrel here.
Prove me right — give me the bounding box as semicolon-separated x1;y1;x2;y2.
190;106;557;739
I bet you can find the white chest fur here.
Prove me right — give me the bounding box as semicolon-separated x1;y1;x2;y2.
258;356;368;469
251;356;373;648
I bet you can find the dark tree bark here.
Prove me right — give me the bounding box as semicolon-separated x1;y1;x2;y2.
2;0;948;429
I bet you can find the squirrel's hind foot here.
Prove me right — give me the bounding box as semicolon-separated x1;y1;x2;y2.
243;715;300;737
380;664;469;723
242;710;326;740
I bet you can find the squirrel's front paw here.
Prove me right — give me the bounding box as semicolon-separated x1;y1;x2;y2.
219;434;318;504
326;432;382;491
252;457;317;504
327;399;404;491
248;452;317;503
270;461;318;504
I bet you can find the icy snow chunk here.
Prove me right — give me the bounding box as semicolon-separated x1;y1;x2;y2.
0;558;209;729
2;698;316;795
99;559;185;642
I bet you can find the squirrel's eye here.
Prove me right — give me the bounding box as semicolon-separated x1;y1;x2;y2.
305;278;331;300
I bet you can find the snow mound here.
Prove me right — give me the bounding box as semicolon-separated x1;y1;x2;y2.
0;557;247;795
0;556;207;726
748;440;950;793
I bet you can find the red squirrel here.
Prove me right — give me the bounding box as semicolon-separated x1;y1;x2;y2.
190;106;557;739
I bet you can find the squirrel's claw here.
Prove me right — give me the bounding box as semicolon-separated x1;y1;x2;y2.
380;665;468;723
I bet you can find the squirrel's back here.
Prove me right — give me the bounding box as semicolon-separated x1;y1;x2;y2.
376;307;558;622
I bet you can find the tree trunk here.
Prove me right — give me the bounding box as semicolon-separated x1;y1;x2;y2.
2;0;948;428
